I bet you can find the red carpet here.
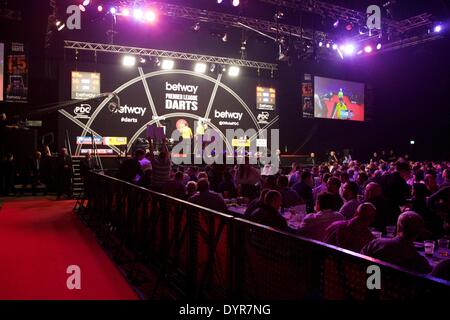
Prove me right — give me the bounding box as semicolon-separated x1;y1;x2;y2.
0;197;139;300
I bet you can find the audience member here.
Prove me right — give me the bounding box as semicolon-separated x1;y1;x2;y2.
188;178;227;213
361;211;432;273
277;175;301;208
326;177;344;211
293;171;314;212
339;181;360;220
248;190;288;231
324;202;376;252
297;192;344;241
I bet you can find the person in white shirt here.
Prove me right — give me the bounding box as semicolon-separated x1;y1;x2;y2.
297;192;344;241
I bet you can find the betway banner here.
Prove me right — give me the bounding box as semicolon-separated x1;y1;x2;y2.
59;63;278;156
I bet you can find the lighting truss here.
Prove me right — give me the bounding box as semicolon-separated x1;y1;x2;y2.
64;40;278;70
45;0;58;49
379;32;444;54
258;0;434;33
116;1;328;41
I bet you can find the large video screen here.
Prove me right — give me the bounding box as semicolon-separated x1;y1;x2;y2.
312;76;365;121
0;43;4;101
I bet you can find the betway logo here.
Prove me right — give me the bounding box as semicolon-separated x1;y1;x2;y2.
115;105;147;116
215;110;243;121
166;82;198;94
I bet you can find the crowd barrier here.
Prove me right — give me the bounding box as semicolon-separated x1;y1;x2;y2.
83;171;450;300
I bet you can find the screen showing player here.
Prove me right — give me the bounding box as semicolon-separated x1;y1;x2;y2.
0;43;4;101
313;76;365;122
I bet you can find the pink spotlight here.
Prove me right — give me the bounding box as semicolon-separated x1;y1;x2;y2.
82;0;90;6
232;0;240;7
364;45;373;53
133;8;143;20
122;8;130;16
97;5;103;12
145;10;157;23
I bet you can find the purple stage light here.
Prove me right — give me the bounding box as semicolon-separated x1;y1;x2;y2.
433;25;443;33
82;0;90;6
232;0;240;7
342;44;355;55
133;8;143;20
145;10;157;23
97;5;103;12
364;45;373;53
110;7;117;14
122;8;130;16
376;43;382;50
217;0;223;3
332;44;338;50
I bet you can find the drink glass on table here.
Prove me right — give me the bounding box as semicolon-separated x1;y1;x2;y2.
424;240;435;256
437;239;449;257
386;226;396;238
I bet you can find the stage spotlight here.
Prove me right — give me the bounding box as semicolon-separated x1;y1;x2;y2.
410;140;415;145
222;33;228;42
376;43;382;50
364;45;373;53
228;66;240;77
161;59;175;70
433;24;443;33
79;5;86;12
357;50;363;55
56;20;65;31
139;57;147;64
133;8;143;20
333;20;339;28
122;55;136;67
210;64;216;72
217;0;223;3
97;5;103;12
82;0;90;6
326;43;331;49
221;65;227;72
110;7;117;15
318;41;323;47
232;0;240;7
192;22;200;32
122;8;130;16
194;63;207;73
145;10;157;23
343;44;355;55
332;44;338;50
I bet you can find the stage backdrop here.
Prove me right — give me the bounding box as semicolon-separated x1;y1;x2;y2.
58;62;278;157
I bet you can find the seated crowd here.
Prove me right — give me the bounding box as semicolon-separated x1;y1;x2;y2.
117;143;450;281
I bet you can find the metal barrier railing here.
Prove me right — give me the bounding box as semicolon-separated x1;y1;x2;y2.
83;170;450;300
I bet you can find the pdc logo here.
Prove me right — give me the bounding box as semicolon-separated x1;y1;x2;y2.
74;104;91;119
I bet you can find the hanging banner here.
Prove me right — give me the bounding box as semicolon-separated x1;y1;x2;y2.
5;42;28;103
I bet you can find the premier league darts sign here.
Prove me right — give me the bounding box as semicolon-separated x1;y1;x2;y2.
59;63;279;163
